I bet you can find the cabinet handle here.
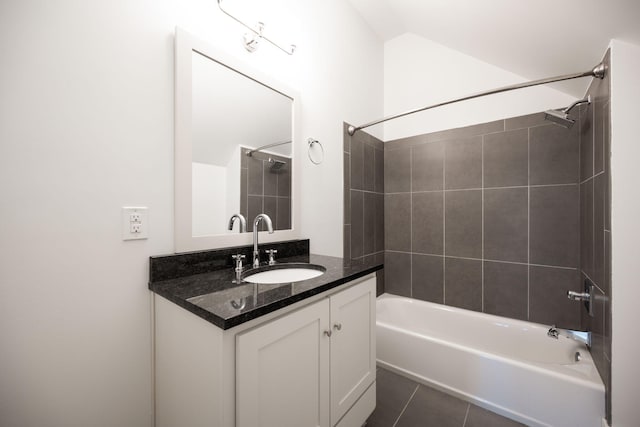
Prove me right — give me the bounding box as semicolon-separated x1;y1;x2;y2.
323;330;332;337
333;323;342;331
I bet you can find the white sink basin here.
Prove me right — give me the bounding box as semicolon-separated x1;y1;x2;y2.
243;264;326;284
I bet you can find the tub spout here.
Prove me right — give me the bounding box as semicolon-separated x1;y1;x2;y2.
547;326;591;348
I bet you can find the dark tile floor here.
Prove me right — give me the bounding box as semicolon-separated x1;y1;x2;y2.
367;367;526;427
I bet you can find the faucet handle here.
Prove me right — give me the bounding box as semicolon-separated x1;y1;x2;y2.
265;249;278;265
232;254;246;283
232;254;246;270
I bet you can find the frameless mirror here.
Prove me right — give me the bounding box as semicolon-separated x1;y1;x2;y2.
175;28;300;252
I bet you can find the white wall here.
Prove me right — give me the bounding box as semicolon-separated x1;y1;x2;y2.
609;39;640;427
295;2;383;256
0;1;382;426
383;33;578;140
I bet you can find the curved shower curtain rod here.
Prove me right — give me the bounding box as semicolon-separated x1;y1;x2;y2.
245;140;291;157
347;62;606;136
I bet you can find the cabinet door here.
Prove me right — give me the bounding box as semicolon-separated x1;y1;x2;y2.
329;277;376;426
236;298;331;427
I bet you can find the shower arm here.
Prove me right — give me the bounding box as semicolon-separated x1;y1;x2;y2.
563;95;592;114
347;62;606;136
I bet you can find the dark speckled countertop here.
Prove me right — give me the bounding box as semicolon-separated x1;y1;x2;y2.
149;252;382;330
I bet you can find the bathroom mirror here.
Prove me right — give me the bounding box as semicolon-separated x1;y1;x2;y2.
175;27;301;252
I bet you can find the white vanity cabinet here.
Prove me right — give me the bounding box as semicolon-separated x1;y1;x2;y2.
153;273;376;427
329;278;377;426
236;297;331;427
235;275;376;427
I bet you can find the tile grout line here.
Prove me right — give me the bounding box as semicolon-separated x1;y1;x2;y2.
261;159;265;227
350;250;385;261
384;250;578;270
580;170;605;186
410;146;413;298
392;385;419;427
362;137;365;261
462;403;471;427
275;168;279;228
243;167;247;225
373;147;378;257
384;122;550;152
350;138;356;256
245;194;291;199
386;182;576;195
357;189;385;194
443;142;447;304
591;102;596;281
344;151;350;230
577;106;582;290
481;135;485;312
583;270;606;295
527;126;531;321
592;100;596;185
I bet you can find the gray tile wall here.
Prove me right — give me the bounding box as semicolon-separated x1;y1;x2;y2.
240;147;291;231
384;114;584;328
579;49;611;423
344;53;612;423
344;124;385;294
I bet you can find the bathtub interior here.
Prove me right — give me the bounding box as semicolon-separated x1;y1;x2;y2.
377;293;597;368
376;293;605;427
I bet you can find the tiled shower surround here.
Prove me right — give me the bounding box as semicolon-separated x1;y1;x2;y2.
343;125;385;294
383;114;584;329
343;54;612;423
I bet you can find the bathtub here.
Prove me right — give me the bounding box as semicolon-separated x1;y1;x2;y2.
376;294;605;427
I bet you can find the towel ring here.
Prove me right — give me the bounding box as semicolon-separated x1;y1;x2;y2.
307;138;324;165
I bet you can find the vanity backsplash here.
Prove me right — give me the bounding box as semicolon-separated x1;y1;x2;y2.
149;239;310;282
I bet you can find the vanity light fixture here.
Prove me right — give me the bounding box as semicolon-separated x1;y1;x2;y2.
243;22;264;53
217;0;296;55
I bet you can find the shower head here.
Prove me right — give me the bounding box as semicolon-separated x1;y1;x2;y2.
544;109;576;128
268;158;286;171
544;95;591;129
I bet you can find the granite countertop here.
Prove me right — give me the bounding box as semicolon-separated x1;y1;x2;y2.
149;253;382;330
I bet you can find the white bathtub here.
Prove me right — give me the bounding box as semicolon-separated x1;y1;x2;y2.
376;294;605;427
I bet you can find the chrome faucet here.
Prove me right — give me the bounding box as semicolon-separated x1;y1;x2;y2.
252;214;274;268
228;213;247;233
547;325;592;348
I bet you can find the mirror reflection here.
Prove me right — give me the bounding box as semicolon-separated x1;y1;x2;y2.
191;50;293;236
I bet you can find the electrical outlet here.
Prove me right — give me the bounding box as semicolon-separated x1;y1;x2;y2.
122;207;148;240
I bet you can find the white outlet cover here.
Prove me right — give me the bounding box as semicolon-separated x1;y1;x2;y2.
122;207;148;240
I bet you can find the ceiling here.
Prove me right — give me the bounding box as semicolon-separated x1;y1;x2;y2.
347;0;640;97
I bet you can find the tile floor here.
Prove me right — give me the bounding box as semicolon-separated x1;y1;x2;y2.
366;367;526;427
